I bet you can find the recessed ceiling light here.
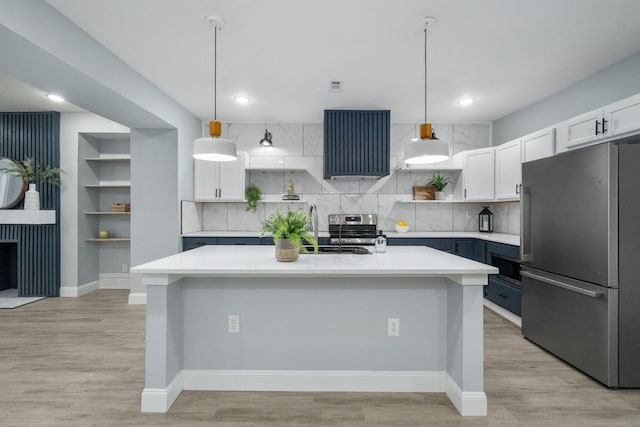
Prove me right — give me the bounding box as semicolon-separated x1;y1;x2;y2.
458;97;475;107
46;93;65;103
234;95;250;105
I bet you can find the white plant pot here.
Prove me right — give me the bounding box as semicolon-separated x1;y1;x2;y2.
24;183;40;210
435;191;446;200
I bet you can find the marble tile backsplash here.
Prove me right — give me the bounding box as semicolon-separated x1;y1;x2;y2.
193;121;520;235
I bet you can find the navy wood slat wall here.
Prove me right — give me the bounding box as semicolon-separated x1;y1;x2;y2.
0;112;60;296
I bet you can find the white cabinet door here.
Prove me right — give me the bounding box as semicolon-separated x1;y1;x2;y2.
463;148;495;201
194;152;246;201
607;93;640;137
218;152;246;201
495;139;522;201
194;158;218;201
522;127;555;163
563;108;604;150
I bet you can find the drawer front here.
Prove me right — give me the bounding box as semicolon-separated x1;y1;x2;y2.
216;237;262;245
486;277;521;316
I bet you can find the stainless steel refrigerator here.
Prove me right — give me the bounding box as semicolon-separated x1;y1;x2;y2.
521;137;640;388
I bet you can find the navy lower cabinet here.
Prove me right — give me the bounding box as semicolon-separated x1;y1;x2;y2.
183;236;330;251
486;276;522;316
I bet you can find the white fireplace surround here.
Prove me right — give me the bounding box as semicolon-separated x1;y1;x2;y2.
0;210;56;225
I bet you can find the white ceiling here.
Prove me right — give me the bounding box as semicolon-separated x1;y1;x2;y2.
0;74;86;113
9;0;640;124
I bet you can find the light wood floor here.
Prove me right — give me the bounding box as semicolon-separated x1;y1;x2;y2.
1;290;639;426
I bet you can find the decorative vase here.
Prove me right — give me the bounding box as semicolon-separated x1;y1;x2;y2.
275;239;299;262
24;183;40;210
435;191;445;200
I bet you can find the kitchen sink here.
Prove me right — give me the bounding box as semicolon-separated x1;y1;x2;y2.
300;245;372;254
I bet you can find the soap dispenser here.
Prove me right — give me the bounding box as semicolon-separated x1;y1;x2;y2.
375;230;387;253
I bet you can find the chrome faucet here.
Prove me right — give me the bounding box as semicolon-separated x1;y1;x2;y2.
308;204;318;244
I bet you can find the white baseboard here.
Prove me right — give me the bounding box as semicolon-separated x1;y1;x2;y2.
99;273;130;289
182;370;446;392
445;374;487;416
128;292;146;305
483;298;522;327
141;371;183;413
59;281;98;297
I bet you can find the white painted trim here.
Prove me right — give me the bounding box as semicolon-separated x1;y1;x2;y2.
99;273;130;289
445;374;487;416
59;280;98;297
128;292;147;305
141;371;183;413
483;298;522;327
182;370;446;392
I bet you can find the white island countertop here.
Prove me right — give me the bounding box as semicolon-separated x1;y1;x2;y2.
131;245;498;279
181;231;520;246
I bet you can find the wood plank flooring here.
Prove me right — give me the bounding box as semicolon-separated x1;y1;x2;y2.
0;289;638;426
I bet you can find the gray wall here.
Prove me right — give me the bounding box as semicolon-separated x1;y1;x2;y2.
493;50;640;145
131;129;180;294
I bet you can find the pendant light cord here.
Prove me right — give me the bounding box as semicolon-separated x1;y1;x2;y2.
214;24;218;121
424;25;427;123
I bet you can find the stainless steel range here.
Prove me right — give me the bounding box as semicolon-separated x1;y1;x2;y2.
328;214;377;246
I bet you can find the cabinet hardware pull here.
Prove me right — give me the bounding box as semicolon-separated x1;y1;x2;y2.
464;189;467;198
219;188;222;198
602;118;608;133
498;293;508;299
516;184;520;195
595;119;600;135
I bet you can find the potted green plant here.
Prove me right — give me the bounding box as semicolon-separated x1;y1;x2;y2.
245;184;262;212
427;172;452;200
0;157;63;210
260;210;318;261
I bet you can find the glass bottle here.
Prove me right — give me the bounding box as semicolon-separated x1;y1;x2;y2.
375;230;387;253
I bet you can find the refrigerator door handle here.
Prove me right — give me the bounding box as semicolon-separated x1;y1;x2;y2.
520;185;530;261
521;270;603;298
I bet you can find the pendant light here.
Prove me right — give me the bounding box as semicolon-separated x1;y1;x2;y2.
259;126;273;146
193;15;237;162
404;16;449;165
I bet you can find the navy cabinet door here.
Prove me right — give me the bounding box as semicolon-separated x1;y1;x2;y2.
182;237;217;251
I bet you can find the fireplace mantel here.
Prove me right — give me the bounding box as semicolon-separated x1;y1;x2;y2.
0;210;56;225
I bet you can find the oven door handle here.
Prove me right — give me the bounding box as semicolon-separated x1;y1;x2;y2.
520;270;603;298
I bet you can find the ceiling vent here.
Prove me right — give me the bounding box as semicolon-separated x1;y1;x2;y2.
329;80;342;92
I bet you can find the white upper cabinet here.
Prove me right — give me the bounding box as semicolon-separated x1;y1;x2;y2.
522;127;555;163
194;152;247;201
463;147;495;201
607;93;640;138
495;139;522;201
558;93;640;152
560;107;604;151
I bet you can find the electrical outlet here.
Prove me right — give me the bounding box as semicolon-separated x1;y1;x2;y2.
228;315;240;334
388;318;399;337
121;263;128;273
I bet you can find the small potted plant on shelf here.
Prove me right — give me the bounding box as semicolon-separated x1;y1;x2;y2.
0;157;63;210
260;209;318;262
245;184;262;212
427;172;452;200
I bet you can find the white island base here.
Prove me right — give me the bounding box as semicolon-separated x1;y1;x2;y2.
131;245;497;416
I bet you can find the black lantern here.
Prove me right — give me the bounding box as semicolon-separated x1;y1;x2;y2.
479;206;493;233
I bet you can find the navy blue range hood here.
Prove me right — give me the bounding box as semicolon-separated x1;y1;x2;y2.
323;110;390;179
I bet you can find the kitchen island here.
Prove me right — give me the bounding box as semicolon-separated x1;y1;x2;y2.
131;245;497;416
